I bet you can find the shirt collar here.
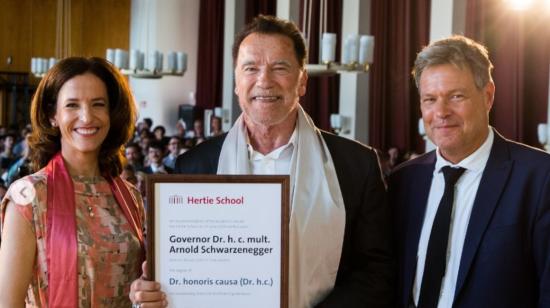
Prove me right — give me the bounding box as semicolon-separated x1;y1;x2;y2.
435;127;494;174
247;127;298;161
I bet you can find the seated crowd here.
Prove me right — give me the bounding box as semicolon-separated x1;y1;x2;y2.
0;115;225;201
0;118;415;202
122;116;226;201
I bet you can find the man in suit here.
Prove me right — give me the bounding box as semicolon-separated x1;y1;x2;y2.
175;15;393;307
390;35;550;308
142;141;172;174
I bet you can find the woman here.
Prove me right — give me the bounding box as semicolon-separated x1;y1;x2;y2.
0;57;165;307
209;116;223;137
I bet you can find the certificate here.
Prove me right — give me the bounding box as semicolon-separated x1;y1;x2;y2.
146;175;289;308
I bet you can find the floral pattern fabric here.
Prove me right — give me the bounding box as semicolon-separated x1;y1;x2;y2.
0;169;145;307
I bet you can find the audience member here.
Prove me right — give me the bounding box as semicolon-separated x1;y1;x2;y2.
175;119;187;139
186;118;205;147
387;147;401;169
210;116;223;137
139;132;153;164
0;134;19;173
4;131;32;186
376;149;392;182
142;141;172;174
12;126;31;157
125;143;144;171
163;136;182;169
142;117;153;133
153;125;170;147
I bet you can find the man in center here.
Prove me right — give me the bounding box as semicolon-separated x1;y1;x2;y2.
174;15;393;307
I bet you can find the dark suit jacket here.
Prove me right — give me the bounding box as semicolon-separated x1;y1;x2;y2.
175;132;394;307
389;130;550;308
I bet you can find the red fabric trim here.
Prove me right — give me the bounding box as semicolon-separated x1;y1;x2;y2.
107;176;144;248
46;153;78;307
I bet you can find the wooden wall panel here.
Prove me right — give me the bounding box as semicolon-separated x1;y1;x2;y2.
70;0;131;58
30;0;56;60
0;0;130;72
0;0;32;72
69;0;84;57
81;0;131;57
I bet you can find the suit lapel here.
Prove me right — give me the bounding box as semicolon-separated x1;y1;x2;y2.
402;152;436;306
454;131;513;299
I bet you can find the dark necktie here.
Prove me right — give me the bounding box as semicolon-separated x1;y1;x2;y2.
418;166;466;308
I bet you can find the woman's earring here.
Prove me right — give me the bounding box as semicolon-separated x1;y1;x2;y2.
51;121;57;127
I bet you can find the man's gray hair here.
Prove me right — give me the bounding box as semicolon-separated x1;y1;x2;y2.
412;35;494;90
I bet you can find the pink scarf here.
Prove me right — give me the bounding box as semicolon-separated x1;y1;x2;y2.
45;153;144;307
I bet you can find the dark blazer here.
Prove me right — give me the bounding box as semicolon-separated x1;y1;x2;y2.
389;130;550;308
175;132;394;307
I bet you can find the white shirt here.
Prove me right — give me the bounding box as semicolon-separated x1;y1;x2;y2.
246;129;296;175
149;163;168;174
217;107;346;307
413;128;494;308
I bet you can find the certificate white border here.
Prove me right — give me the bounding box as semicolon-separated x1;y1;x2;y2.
146;175;289;308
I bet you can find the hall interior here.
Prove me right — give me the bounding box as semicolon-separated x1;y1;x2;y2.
0;0;549;160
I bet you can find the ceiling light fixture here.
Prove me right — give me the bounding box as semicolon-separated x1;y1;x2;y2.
302;0;374;76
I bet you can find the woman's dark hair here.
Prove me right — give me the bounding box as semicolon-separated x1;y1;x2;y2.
29;57;137;177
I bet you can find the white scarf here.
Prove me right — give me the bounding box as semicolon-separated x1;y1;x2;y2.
217;106;346;307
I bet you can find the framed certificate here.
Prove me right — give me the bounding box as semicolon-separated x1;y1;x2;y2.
146;175;290;308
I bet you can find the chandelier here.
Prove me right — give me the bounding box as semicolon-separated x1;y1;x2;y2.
105;49;187;79
106;0;187;79
29;0;187;80
302;0;375;76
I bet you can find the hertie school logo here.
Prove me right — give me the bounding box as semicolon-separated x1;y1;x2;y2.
168;195;185;205
11;179;36;206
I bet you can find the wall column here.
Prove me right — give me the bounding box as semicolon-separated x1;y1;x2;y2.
338;0;371;144
221;0;246;131
129;0;200;135
276;0;300;24
421;0;465;152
